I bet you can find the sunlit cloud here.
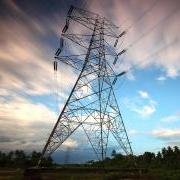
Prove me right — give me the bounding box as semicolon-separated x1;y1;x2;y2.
128;129;139;136
161;112;180;123
138;90;149;99
0;94;57;151
156;76;167;81
89;0;180;78
0;18;75;96
151;128;180;140
123;91;157;118
62;138;78;149
0;1;79;152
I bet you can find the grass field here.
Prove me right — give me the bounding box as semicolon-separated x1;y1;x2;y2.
0;169;23;180
0;167;180;180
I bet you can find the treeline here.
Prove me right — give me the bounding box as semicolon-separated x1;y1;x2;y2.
1;146;180;169
0;150;53;168
90;146;180;169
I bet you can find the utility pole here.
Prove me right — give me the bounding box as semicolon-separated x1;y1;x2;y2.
38;5;132;166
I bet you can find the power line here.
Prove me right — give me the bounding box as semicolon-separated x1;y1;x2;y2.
82;0;87;8
111;2;179;73
128;38;179;72
125;0;161;31
126;5;180;49
114;5;180;69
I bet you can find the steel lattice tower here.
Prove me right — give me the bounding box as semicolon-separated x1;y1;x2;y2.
38;6;132;165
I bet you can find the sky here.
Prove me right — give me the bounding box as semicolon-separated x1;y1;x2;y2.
0;0;180;163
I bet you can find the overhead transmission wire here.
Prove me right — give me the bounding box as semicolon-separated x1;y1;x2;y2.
114;4;180;77
67;0;158;90
59;1;178;97
61;1;179;84
127;38;179;73
73;0;87;9
113;0;179;62
125;5;180;49
53;1;74;116
109;0;162;77
113;38;178;86
66;0;162;58
113;36;179;90
53;63;59;115
124;0;161;31
82;0;87;8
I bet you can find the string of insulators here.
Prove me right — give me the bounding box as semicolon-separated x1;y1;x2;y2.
54;61;58;71
113;49;127;65
62;17;69;33
114;31;126;47
56;6;73;57
117;71;126;77
112;71;126;85
62;24;68;33
62;6;73;33
55;37;64;57
67;5;74;17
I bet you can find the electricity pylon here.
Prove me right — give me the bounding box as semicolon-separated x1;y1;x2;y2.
38;6;132;166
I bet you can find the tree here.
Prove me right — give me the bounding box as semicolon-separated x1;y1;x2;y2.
31;151;53;167
14;150;26;167
111;149;116;158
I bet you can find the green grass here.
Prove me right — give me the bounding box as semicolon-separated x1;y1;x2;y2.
0;168;180;180
147;169;180;180
41;173;103;180
0;169;23;180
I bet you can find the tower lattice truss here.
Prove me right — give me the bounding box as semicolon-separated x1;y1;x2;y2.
40;6;133;162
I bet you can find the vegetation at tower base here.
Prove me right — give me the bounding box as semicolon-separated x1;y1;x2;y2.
0;150;53;168
0;146;180;179
0;146;180;169
90;146;180;170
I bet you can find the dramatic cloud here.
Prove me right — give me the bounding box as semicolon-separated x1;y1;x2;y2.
0;0;179;155
0;94;57;151
0;1;79;152
89;0;180;79
0;0;78;100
